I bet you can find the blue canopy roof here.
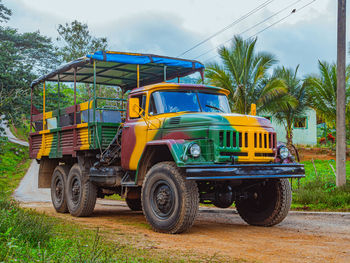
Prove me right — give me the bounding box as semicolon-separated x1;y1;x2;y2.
87;51;204;69
31;51;204;90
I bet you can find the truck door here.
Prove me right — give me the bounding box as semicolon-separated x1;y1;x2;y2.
121;93;147;170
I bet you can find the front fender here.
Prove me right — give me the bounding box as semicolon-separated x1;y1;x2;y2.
142;139;187;165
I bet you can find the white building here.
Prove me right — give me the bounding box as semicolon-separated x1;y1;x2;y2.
260;108;317;146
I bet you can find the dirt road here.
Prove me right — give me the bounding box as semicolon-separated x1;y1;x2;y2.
21;199;350;263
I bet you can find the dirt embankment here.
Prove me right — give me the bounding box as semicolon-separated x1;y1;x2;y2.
21;200;350;263
298;147;350;161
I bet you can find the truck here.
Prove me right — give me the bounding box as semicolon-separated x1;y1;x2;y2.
29;51;305;234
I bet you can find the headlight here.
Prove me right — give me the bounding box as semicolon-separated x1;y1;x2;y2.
279;146;289;159
189;143;201;158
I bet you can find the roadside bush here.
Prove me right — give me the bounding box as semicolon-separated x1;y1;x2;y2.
292;160;350;211
0;141;30;196
0;198;53;248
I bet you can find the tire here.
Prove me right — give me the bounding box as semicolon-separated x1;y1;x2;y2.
213;199;233;209
66;163;97;217
51;165;70;213
213;185;234;208
235;179;292;227
141;162;199;234
126;198;142;211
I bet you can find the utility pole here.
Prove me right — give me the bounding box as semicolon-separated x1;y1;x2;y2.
336;0;347;187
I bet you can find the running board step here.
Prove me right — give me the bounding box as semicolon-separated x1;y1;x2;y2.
121;172;137;187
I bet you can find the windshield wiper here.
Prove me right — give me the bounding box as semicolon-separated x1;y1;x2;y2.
205;104;224;113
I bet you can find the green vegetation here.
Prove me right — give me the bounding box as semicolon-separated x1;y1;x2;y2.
9;122;30;142
305;61;350;129
0;198;181;262
271;66;311;147
0;141;31;195
292;160;350;211
204;35;288;115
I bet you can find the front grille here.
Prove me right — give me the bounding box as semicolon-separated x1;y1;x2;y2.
217;130;276;162
254;132;276;149
219;131;248;148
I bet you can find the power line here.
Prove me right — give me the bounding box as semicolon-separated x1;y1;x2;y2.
195;0;303;60
203;0;317;63
177;0;275;57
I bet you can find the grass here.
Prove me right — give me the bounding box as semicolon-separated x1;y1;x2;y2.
291;160;350;211
0;140;31;196
0;141;230;262
0;198;188;262
9;121;30;142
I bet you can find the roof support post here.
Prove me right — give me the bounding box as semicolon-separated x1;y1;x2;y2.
43;82;46;130
30;87;33;133
200;69;204;84
137;64;140;88
73;67;77;125
93;60;97;123
164;66;167;82
57;74;61;127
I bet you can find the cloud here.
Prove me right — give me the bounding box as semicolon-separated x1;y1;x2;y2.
257;14;337;76
95;12;213;58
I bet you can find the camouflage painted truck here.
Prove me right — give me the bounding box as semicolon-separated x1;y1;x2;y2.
29;51;305;234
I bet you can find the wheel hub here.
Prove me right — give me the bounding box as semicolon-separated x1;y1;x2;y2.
151;181;175;219
71;178;81;204
55;179;63;201
156;187;170;206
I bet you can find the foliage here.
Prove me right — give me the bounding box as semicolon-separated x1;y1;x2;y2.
0;141;31;196
56;20;108;63
0;198;176;263
270;66;311;146
292;160;350;211
204;35;288;114
304;60;350;128
0;1;58;128
0;0;11;23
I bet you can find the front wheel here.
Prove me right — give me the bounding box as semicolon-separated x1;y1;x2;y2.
141;162;199;234
235;179;292;226
66;163;97;217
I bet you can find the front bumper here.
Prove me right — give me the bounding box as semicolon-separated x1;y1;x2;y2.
185;163;305;180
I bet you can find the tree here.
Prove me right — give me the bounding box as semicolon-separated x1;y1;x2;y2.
304;60;350;128
0;0;11;23
204;35;287;114
56;20;108;62
56;20;109;100
0;1;58;127
270;66;310;147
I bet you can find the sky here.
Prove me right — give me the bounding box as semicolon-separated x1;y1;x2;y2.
2;0;347;76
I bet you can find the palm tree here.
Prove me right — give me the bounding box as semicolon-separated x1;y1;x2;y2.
270;66;310;147
304;60;350;129
205;35;287;114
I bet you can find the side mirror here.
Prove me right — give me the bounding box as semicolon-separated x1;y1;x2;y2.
129;98;140;118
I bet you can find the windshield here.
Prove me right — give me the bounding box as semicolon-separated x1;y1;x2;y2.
149;90;231;115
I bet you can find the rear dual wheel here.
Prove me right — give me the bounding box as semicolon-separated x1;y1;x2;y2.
51;165;70;213
51;163;97;217
66;164;97;217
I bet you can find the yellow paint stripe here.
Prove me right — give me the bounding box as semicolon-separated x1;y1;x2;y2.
77;123;88;128
36;133;54;158
80;101;93;111
79;127;90;150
